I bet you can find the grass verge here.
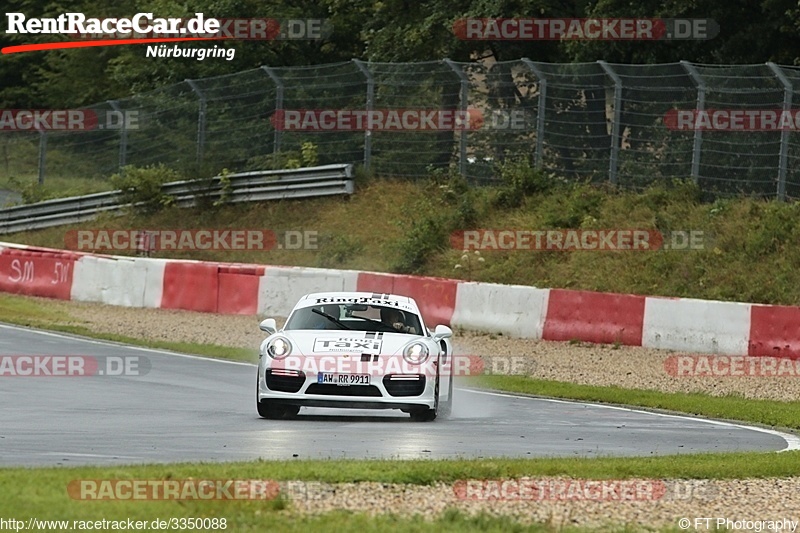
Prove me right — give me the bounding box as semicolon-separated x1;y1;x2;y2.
1;453;798;531
0;293;254;363
476;376;800;430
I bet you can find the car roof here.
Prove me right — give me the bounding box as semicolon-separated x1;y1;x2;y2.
297;292;420;314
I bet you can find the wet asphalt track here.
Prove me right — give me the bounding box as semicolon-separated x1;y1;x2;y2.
0;323;795;467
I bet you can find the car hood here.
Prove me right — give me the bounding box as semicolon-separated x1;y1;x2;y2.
277;330;422;356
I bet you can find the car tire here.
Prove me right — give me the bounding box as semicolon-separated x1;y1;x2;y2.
410;364;439;422
256;374;300;419
257;400;299;419
440;370;453;419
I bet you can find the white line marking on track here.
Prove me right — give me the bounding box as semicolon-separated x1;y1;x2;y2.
41;452;143;459
0;322;254;367
463;388;800;453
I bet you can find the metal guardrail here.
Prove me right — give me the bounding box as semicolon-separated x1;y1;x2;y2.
0;164;354;234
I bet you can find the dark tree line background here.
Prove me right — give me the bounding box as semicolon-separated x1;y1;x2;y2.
2;0;800;108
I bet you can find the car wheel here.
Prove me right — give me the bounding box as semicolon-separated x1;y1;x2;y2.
440;370;453;419
257;400;299;419
410;365;439;422
256;374;299;419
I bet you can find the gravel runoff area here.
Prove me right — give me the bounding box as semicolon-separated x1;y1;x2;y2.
16;297;800;530
278;478;800;531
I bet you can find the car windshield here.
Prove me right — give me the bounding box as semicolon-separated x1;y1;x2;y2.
285;303;423;335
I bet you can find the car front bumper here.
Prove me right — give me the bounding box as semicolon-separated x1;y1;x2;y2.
257;363;436;410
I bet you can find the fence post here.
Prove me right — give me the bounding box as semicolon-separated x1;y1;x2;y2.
681;61;705;185
37;130;47;185
768;62;791;201
261;66;284;154
185;79;206;164
443;59;469;178
598;61;622;185
352;59;374;170
521;58;547;169
108;100;127;170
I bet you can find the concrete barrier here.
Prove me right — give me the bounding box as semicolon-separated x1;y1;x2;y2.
258;266;359;317
643;296;751;355
749;303;800;358
7;239;800;358
357;272;458;328
543;289;645;345
0;247;76;300
452;282;549;338
218;265;265;315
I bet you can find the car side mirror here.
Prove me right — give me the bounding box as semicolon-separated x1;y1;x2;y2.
259;318;277;334
432;324;452;340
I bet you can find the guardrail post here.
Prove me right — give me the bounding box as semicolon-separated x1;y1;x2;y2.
521;58;547;169
185;79;206;164
444;59;469;178
681;61;706;185
261;66;284;154
352;59;374;170
768;62;792;201
37;130;47;185
108;100;127;170
598;61;623;185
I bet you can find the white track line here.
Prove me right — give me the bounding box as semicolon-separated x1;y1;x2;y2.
0;322;253;366
463;388;800;453
4;322;797;453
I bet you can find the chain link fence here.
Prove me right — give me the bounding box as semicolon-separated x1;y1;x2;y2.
3;59;800;199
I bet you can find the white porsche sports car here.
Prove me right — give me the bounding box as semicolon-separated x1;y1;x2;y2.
256;292;454;421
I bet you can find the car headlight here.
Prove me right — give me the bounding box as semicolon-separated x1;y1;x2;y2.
266;337;292;359
403;342;429;364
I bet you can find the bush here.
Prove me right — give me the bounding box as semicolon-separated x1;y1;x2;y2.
391;213;449;274
536;183;606;228
7;176;58;204
390;171;486;274
245;142;319;171
493;159;554;208
316;234;365;267
110;164;181;215
390;184;451;274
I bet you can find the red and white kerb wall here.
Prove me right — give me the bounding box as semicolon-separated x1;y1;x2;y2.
0;241;797;358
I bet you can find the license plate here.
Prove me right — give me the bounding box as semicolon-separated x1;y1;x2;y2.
317;373;370;386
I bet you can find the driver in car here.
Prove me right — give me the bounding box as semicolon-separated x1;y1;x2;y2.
310;304;340;329
380;308;417;334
